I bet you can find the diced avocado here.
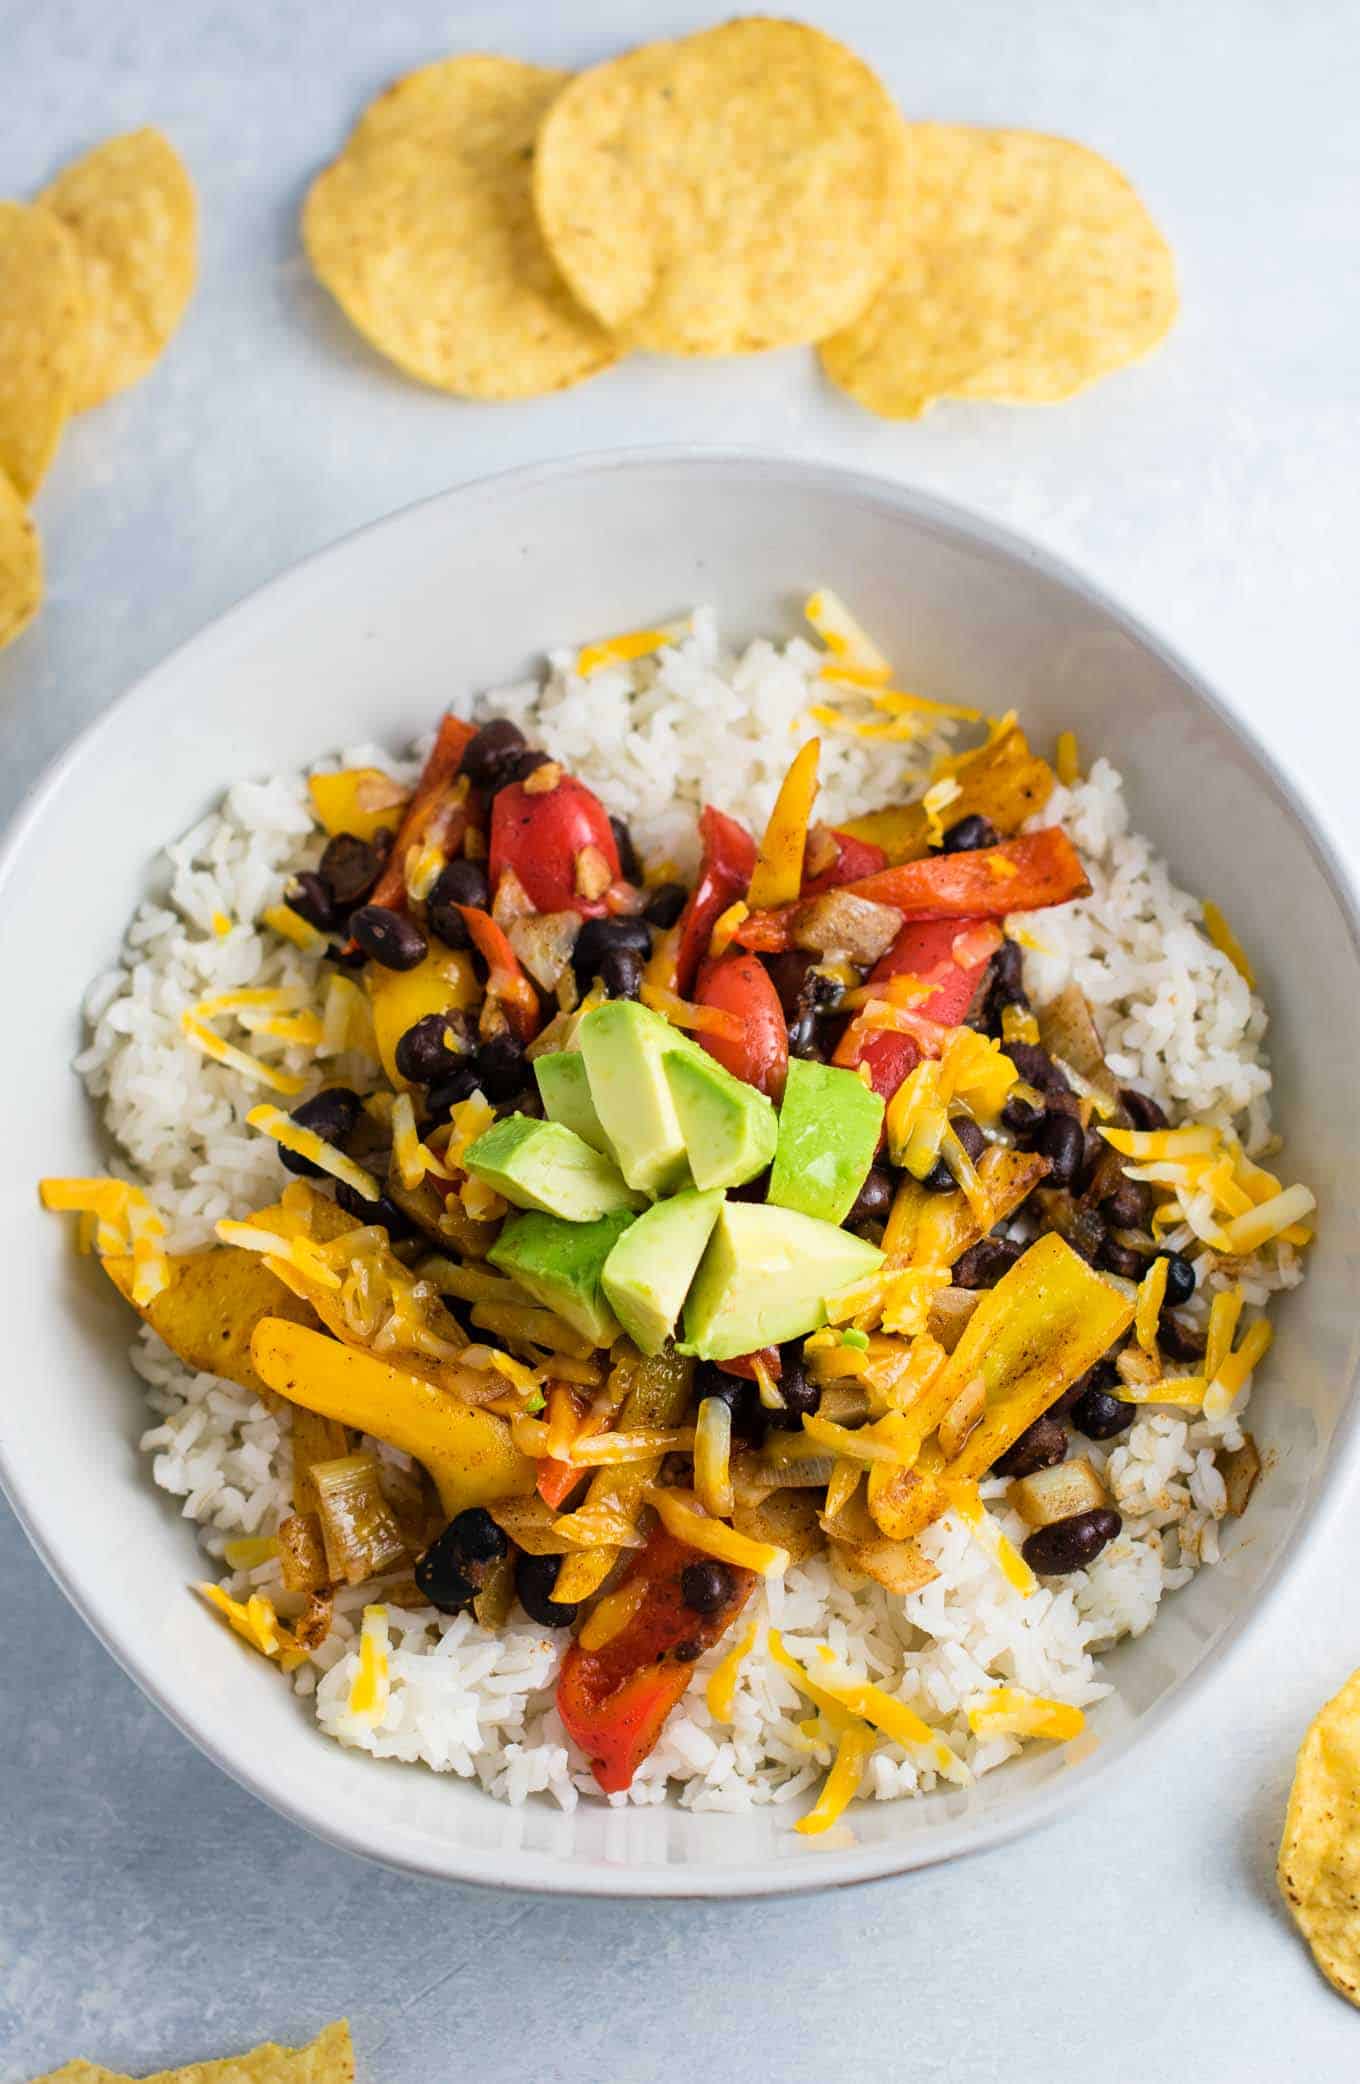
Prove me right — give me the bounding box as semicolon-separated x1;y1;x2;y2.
681;1201;883;1361
463;1115;644;1222
576;1001;693;1198
767;1059;885;1225
534;1050;609;1155
601;1188;725;1356
488;1208;635;1346
664;1049;778;1193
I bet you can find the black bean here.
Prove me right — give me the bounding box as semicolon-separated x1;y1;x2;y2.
515;1550;579;1628
473;1030;528;1102
992;1414;1068;1479
285;871;336;932
1052;1356;1118;1418
1102;1176;1152;1230
1037;1110;1087;1190
940;813;1001;854
681;1560;735;1615
461;718;527;794
425;1064;485;1120
414;1508;509;1614
922;1156;958;1193
322;941;369;973
598;945;644;1000
1022;1507;1122;1575
1120;1086;1168;1133
426;859;490;947
953;1116;987;1162
1069;1386;1134;1441
349;904;428;971
1001;1093;1046;1143
643;880;688;930
954;1236;1025;1290
694;1363;763;1440
988;938;1027;1008
846;1165;895;1227
609;815;641;885
1097;1237;1146;1282
767;1348;821;1428
279;1087;363;1177
571;914;651;988
332;1178;416;1239
394;1012;464;1086
1006;1042;1069;1096
507;749;552;788
319;833;383;908
1155;1249;1197;1308
1159;1313;1206;1363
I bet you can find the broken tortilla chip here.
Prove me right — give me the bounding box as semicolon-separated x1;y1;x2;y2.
533;19;907;356
820;124;1177;418
0;199;88;496
30;2019;353;2084
0;468;42;651
1278;1667;1360;2007
38;128;197;411
303;55;616;400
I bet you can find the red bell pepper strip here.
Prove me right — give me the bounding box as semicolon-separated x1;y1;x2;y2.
488;772;620;917
456;905;541;1041
718;1346;781;1382
736;828;1089;952
693;949;789;1100
556;1527;754;1793
834;917;997;1104
801;830;888;896
673;806;757;996
367;715;477;913
536;1388;599;1510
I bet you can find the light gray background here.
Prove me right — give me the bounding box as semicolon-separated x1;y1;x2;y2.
3;1;1359;2075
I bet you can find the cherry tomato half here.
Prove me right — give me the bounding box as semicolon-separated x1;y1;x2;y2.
694;949;789;1100
489;772;620;916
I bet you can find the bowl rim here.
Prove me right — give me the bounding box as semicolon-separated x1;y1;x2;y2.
4;442;1359;1898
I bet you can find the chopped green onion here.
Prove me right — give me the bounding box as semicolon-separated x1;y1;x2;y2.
841;1328;870;1351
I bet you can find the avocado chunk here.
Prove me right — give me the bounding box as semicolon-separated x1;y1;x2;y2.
576;1001;694;1198
681;1201;883;1361
664;1049;778;1193
601;1188;725;1356
463;1115;643;1222
534;1050;609;1155
767;1059;885;1225
488;1208;635;1346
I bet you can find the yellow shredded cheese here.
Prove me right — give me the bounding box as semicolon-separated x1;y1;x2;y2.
39;1176;171;1302
1055;730;1080;786
708;900;749;959
181;1011;306;1095
1001;1003;1040;1046
868;687;983;724
649;1489;788;1576
575;620;688;677
802;1411;916;1466
197;1583;305;1671
922;777;962;848
1216;1184;1315;1255
222;1535;280;1570
1204;1317;1272;1420
571;1427;696;1465
795;1724;875;1836
824;1459;861;1521
460;1176;506;1222
706;1624;757;1725
1113;1376;1206;1408
1205;1287;1244;1385
944;1482;1037;1596
804;589;892;682
260;902;328;955
211;910;232;938
769;1630;970;1786
577;1578;648;1653
236;1007;326;1047
1201;900;1256;987
694;1394;735;1517
347;1604;390;1721
1134;1255;1169;1354
245;1102;381;1201
405;842;446;903
967;1687;1085;1742
445;1092;496;1169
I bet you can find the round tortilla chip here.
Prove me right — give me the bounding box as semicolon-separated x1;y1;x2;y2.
0;470;42;652
532;19;908;356
302;56;617;401
38;127;197;412
0;200;87;498
1278;1667;1360;2008
819;125;1177;418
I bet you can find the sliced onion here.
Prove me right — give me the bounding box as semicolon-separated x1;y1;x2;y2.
507;910;581;990
310;1453;407;1586
792;890;901;965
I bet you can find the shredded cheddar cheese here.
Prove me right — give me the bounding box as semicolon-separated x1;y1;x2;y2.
39;1176;171;1303
967;1687;1085;1742
1134;1255;1169;1354
769;1630;969;1787
804;589;892;682
575;620;689;677
211;910;232;938
347;1604;390;1721
795;1724;875;1836
944;1482;1037;1596
706;1624;757;1725
197;1583;306;1671
222;1535;280;1570
577;1578;649;1652
1055;730;1080;786
260;902;328;954
921;777;962;848
648;1489;788;1576
181;1011;306;1095
694;1394;734;1516
245;1102;381;1201
708;900;749;959
1201;900;1256;987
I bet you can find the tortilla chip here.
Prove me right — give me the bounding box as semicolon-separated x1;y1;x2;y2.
303;55;616;400
29;2067;127;2084
1278;1668;1360;2006
820;125;1177;418
38;129;197;411
532;19;907;355
0;200;87;497
0;468;42;650
30;2021;353;2084
101;1244;317;1397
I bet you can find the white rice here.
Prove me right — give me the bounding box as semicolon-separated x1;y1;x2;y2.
76;611;1294;1821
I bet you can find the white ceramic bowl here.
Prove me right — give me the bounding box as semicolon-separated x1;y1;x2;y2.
5;451;1359;1896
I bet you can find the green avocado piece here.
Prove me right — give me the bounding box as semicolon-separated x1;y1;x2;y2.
463;1115;644;1222
576;1001;694;1198
488;1207;635;1345
601;1188;725;1356
534;1050;609;1154
663;1049;778;1193
681;1201;883;1361
767;1059;885;1225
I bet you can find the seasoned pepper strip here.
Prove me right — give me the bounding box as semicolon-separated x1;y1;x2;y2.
837;722;1055;865
456;905;541;1040
736;829;1089;952
672;805;757;996
367;714;477;912
556;1526;754;1793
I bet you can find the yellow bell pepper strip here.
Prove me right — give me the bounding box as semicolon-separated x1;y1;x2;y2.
923;1234;1135;1482
747;738;821;910
881;1145;1050;1264
250;1317;534;1517
836;721;1056;865
99;1243;317;1398
308;766;411;844
366;947;479;1089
